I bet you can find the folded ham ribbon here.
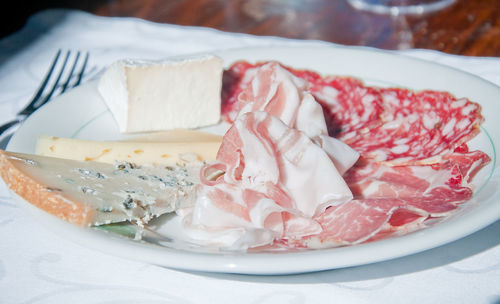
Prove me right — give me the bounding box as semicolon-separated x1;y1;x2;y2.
182;62;359;250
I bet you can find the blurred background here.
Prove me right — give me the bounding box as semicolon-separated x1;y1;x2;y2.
1;0;499;56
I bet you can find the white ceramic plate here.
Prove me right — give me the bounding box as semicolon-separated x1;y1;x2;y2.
7;45;500;275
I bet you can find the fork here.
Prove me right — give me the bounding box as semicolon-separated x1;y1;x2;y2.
0;50;90;149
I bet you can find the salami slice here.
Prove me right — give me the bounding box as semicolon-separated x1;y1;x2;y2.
345;89;484;163
309;76;385;142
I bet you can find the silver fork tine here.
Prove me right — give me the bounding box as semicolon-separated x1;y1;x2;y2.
60;51;81;93
73;52;89;87
0;121;19;136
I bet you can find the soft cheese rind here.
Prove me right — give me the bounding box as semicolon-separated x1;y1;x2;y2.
98;54;224;133
0;150;200;227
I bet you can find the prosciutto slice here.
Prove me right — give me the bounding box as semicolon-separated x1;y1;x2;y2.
187;112;353;250
233;62;359;174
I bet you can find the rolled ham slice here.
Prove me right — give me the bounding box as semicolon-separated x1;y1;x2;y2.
185;112;353;250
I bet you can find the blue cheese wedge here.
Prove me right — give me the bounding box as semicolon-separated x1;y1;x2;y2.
98;54;224;133
0;150;200;227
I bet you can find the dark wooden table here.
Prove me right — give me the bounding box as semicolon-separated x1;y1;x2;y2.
5;0;500;57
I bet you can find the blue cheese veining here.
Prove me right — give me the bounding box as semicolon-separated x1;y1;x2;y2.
0;150;201;227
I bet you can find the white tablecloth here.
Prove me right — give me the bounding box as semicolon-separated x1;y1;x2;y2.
0;9;499;304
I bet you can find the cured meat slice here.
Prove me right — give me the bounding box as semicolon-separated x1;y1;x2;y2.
285;149;490;248
185;112;354;250
228;61;359;175
235;61;310;126
221;61;260;122
309;76;385;141
344;89;483;163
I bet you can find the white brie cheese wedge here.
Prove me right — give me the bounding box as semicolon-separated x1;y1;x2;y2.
98;54;224;133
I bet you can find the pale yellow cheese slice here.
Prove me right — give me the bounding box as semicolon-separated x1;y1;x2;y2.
36;130;222;166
